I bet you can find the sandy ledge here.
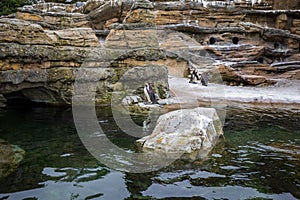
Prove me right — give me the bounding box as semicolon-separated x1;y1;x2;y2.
163;76;300;110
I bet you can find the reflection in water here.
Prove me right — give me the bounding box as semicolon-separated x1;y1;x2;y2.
0;105;299;199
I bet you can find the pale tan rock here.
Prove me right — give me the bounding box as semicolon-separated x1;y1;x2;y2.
241;74;267;85
105;29;159;49
276;14;287;29
0;18;53;45
136;107;224;159
48;28;100;47
16;12;43;22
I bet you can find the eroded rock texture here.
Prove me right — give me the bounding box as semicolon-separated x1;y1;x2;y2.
136;107;224;159
0;0;299;105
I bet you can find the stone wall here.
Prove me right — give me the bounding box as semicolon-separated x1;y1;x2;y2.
0;0;300;106
0;1;171;105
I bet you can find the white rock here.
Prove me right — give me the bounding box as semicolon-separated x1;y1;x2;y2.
136;107;224;159
121;95;143;106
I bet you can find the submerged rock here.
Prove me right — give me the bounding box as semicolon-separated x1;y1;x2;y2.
136;107;224;159
0;139;25;178
0;95;6;108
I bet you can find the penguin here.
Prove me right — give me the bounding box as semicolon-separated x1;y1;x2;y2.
144;83;156;104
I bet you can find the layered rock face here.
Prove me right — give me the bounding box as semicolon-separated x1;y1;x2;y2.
0;1;170;105
0;16;98;105
0;0;300;106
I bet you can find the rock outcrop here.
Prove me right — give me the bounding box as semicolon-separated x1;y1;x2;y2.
136;107;224;159
0;0;300;105
0;139;25;178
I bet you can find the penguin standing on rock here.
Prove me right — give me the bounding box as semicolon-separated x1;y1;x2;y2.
144;83;157;104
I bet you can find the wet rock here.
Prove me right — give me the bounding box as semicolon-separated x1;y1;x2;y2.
0;139;25;178
121;95;143;106
0;95;7;108
136;107;224;159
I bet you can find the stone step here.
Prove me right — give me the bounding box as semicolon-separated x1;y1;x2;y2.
271;62;300;72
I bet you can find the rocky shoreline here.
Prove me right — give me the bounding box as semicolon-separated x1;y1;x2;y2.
0;0;299;108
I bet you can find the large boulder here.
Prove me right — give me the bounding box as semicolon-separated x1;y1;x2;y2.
0;139;25;178
136;107;224;159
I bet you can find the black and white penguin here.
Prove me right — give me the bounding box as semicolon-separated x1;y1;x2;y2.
144;83;156;104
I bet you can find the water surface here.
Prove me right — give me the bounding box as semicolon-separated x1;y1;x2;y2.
0;105;299;200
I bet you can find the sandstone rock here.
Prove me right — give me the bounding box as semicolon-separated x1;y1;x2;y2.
82;0;107;14
88;1;122;29
123;0;155;24
216;64;241;85
124;9;155;24
15;12;43;22
0;19;97;47
47;28;100;47
204;44;265;62
287;54;300;62
231;63;277;75
292;19;300;27
0;139;25;178
136;107;224;159
39;13;89;29
105;29;159;49
216;62;277;86
0;43;92;64
273;0;300;10
276;14;287;29
0;18;53;45
277;69;300;80
240;74;267;85
17;3;90;30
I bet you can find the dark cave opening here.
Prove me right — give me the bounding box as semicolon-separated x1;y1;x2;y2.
4;91;47;107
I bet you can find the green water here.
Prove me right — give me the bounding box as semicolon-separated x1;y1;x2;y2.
0;105;299;200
